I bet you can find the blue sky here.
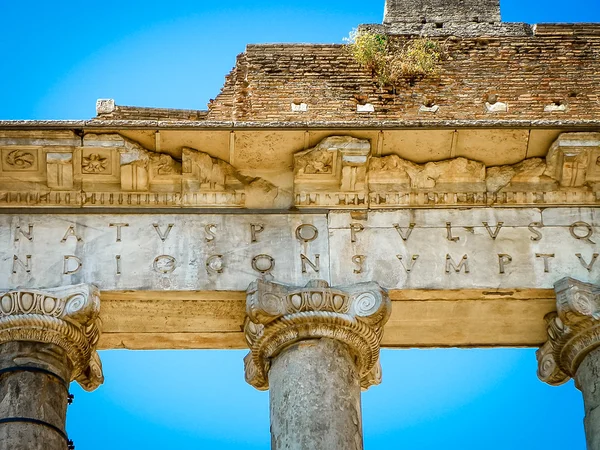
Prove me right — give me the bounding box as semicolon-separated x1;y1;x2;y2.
1;0;600;448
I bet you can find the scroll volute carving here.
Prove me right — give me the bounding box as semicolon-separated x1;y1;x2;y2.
244;279;390;391
0;284;104;391
537;278;600;387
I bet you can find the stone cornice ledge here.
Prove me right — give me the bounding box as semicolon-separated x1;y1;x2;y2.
1;119;600;130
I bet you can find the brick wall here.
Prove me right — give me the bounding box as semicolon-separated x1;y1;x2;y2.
207;24;600;123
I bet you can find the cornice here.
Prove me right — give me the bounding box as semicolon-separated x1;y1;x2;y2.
0;119;599;130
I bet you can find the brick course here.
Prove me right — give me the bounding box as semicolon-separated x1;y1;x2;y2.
206;24;600;123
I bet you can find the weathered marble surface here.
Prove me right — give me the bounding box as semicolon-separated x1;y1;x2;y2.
1;208;599;290
329;208;600;289
1;214;329;290
0;342;71;450
269;339;363;450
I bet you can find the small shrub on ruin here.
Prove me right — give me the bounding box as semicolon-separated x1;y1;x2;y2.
346;29;443;86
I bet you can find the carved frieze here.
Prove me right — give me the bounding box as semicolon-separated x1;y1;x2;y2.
1;131;600;209
182;147;285;208
294;136;371;208
295;132;600;208
0;131;283;208
0;283;103;391
0;131;80;206
537;278;600;387
244;278;390;391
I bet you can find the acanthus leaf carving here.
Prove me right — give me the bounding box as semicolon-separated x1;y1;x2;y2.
0;283;103;391
244;278;390;391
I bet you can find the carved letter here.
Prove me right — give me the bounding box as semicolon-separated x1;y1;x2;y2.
445;254;469;274
301;254;320;273
12;255;31;274
153;224;174;242
14;224;33;242
397;254;419;273
153;255;177;274
352;255;366;274
350;223;364;243
250;224;265;243
576;253;599;272
296;224;319;243
205;224;217;242
528;222;543;241
393;223;416;241
206;255;224;274
115;255;122;275
109;223;129;242
570;221;595;244
446;223;459;242
536;254;555;273
60;225;83;243
63;255;82;275
483;222;504;240
252;254;275;274
498;254;513;274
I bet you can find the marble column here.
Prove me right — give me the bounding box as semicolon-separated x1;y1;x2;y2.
244;279;390;450
537;278;600;449
0;284;103;450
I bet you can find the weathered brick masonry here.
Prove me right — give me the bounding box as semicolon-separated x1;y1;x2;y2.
205;24;600;123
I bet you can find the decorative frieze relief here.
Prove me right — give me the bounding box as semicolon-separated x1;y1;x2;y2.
1;131;600;208
294;136;371;208
537;278;600;387
182;147;283;208
243;279;390;391
0;283;103;391
0;132;284;208
295;132;600;208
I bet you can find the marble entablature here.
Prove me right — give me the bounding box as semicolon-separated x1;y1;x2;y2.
2;209;600;291
1;131;599;209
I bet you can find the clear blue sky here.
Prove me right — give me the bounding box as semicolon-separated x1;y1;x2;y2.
2;1;600;449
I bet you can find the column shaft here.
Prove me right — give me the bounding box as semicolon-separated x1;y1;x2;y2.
0;341;72;450
269;338;363;450
576;346;600;450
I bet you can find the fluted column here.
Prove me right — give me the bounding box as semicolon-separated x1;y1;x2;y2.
0;284;103;450
244;279;390;450
537;278;600;449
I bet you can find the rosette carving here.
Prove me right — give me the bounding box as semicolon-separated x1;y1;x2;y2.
244;279;390;391
537;278;600;387
0;284;103;391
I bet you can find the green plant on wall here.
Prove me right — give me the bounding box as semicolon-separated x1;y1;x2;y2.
346;29;443;86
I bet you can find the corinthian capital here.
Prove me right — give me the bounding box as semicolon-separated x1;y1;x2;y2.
537;278;600;386
244;279;391;391
0;284;103;391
